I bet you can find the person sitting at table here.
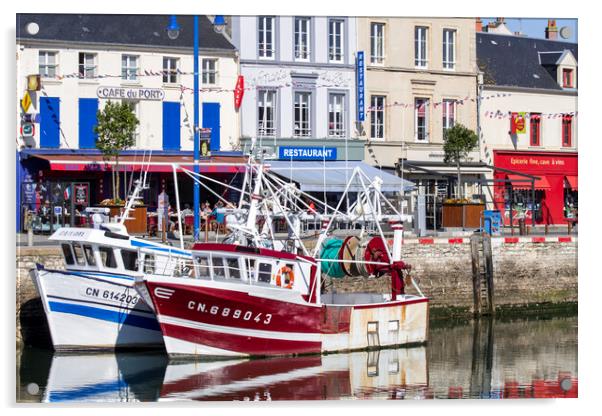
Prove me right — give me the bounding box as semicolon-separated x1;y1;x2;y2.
180;203;193;218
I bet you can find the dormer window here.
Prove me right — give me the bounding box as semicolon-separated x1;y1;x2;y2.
563;69;574;88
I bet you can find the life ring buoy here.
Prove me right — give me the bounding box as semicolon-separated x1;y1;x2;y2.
275;266;295;289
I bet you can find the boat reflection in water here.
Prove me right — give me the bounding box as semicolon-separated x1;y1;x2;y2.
19;316;578;402
161;348;428;401
40;352;167;403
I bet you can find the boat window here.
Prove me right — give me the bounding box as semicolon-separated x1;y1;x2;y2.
212;256;226;279
121;249;139;272
226;258;241;279
258;263;272;283
61;243;74;265
194;255;211;279
99;246;117;269
143;254;155;274
246;258;256;282
72;243;85;265
83;245;96;266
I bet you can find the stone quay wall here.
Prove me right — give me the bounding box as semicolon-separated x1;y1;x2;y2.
16;236;577;345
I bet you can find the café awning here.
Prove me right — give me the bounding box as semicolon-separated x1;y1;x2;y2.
565;175;578;191
266;161;415;192
507;174;551;190
29;153;246;173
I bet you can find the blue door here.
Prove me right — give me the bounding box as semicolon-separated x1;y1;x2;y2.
163;102;181;150
78;98;99;149
202;102;221;151
40;97;60;148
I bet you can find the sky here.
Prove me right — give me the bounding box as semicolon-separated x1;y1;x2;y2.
482;18;578;43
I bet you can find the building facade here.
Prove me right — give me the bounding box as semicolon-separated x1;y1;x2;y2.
357;18;480;191
477;26;578;225
16;14;240;231
230;16;363;161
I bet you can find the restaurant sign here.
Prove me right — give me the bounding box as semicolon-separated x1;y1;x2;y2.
97;86;165;101
279;146;337;161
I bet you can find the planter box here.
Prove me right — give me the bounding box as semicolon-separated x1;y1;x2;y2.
106;205;147;234
442;203;485;229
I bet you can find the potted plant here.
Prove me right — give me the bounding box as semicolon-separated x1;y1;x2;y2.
441;124;482;228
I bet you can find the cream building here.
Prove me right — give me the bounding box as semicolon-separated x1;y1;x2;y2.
357;17;480;198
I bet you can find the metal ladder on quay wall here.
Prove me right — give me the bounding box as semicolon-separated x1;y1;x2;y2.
470;234;495;316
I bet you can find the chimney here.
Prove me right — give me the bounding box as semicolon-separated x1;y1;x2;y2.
476;17;483;32
545;19;558;40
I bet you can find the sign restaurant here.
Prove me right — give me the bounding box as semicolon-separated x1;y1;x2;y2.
279;146;337;161
97;87;165;101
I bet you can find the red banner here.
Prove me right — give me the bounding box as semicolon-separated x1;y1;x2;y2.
234;75;244;110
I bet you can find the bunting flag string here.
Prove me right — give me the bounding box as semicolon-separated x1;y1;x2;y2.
45;71;578;119
483;110;578;119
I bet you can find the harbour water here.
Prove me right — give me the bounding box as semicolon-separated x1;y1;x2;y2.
16;314;577;402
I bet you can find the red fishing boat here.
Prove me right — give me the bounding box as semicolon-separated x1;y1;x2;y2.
136;159;428;358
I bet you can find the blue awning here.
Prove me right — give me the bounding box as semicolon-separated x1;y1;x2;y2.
266;161;415;192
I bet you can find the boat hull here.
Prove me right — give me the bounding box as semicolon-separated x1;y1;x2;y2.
30;267;163;351
143;278;429;358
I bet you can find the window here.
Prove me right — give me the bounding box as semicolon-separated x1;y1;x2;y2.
143;254;154;274
258;16;275;59
246;258;256;281
367;321;379;347
258;263;272;283
370;95;386;139
99;246;117;269
163;57;179;83
121;54;138;81
442;99;456;136
328;93;345;137
388;320;399;343
72;244;85;266
414;26;428;68
226;258;241;279
530;113;541;146
442;29;456;70
78;53;97;79
294;17;311;61
39;51;58;78
294;92;311;137
258;90;276;137
202;59;217;85
83;245;96;266
212;256;227;279
328;19;344;62
194;255;210;279
61;243;74;265
415;98;430;141
562;115;573;147
370;23;385;64
563;69;574;88
121;250;138;272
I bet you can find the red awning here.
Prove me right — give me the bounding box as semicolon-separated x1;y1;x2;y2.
507;174;551;190
565;175;578;190
31;154;247;173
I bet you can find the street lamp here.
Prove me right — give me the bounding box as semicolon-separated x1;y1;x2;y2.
166;16;181;40
167;15;226;241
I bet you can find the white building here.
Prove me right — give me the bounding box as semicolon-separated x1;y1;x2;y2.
230;16;364;161
477;25;578;225
16;14;241;231
17;14;239;153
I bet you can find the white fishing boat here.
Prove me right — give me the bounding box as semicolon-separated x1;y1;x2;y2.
137;156;429;358
29;160;193;351
41;352;167;403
